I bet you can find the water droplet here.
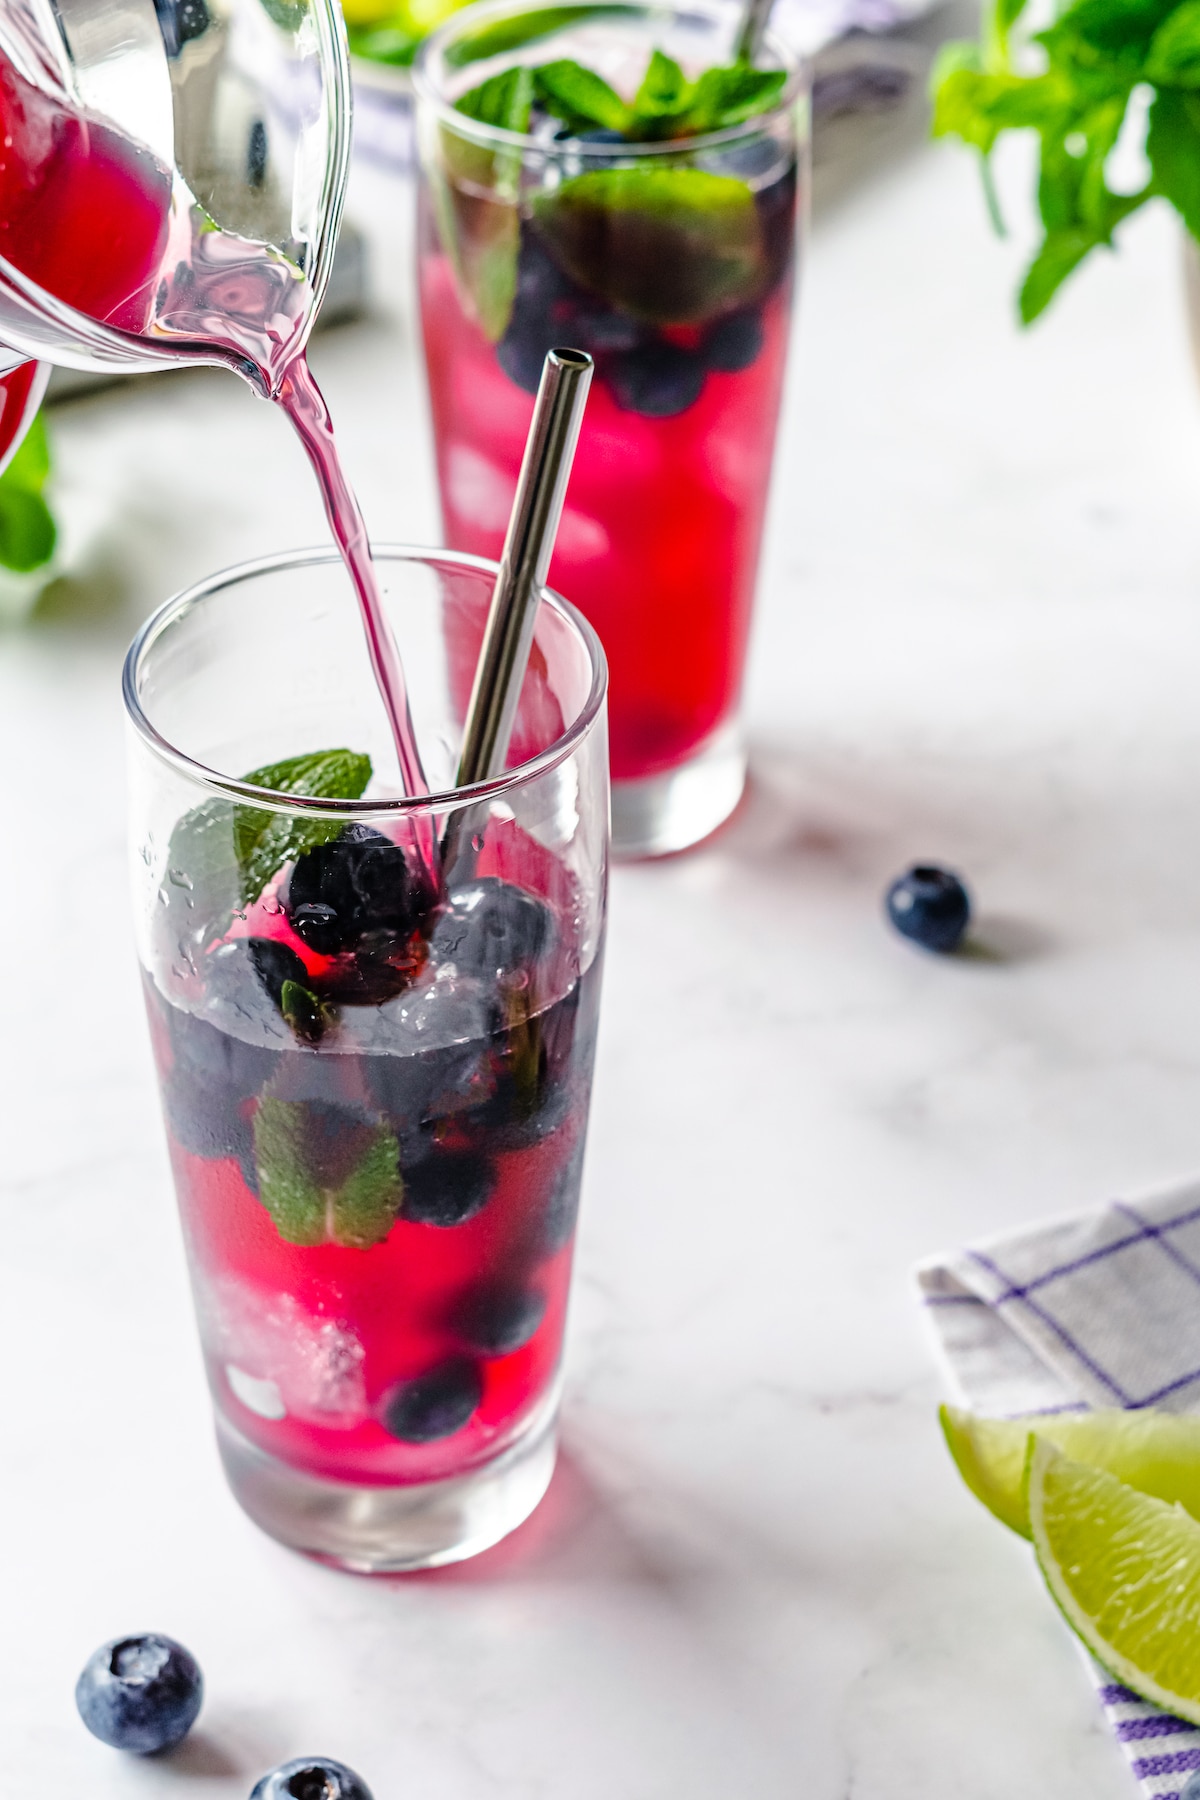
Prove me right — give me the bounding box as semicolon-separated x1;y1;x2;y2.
471;833;484;853
168;868;193;891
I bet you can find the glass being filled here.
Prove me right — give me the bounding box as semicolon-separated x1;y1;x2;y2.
414;0;808;855
125;548;609;1571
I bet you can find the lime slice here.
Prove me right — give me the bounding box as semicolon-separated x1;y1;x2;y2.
1029;1440;1200;1722
940;1404;1200;1538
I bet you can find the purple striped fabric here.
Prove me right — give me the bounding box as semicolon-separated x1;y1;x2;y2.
918;1183;1200;1799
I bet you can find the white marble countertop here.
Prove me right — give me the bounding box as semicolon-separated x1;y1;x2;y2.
3;44;1198;1798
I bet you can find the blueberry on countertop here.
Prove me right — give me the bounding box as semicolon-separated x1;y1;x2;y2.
249;1756;375;1800
885;865;971;953
75;1633;203;1754
382;1356;483;1442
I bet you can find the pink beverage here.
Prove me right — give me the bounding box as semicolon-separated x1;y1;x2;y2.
0;359;45;467
413;0;806;854
420;240;794;783
125;547;608;1567
0;43;428;803
143;829;600;1489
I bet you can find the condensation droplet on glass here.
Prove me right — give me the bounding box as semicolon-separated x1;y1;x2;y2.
157;887;170;907
263;898;282;916
168;868;193;890
471;833;484;853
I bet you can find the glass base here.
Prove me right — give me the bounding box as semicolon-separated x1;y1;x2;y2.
215;1393;559;1573
611;726;746;859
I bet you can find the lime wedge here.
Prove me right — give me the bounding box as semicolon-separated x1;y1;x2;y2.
1029;1440;1200;1721
940;1404;1200;1539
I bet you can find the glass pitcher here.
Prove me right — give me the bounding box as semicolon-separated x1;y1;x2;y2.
0;0;351;438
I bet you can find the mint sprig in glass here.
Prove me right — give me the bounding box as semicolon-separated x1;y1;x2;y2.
413;0;807;858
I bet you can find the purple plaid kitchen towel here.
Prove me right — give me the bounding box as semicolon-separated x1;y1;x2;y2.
917;1179;1200;1800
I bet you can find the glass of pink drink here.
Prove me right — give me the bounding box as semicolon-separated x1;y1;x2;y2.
124;546;608;1571
414;0;807;856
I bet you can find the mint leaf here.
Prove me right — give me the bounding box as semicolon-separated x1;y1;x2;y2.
1052;0;1174;56
162;746;371;950
253;1099;402;1249
163;795;241;941
533;166;763;324
0;412;55;574
347;22;421;64
233;748;372;907
678;63;786;133
456;64;535;131
533;59;632;131
436;68;532;340
1148;85;1200;230
279;979;328;1045
1146;0;1200;79
443;6;594;68
1019;227;1099;319
632;47;693;119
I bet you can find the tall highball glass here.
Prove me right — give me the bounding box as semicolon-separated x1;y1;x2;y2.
124;546;608;1572
414;0;808;855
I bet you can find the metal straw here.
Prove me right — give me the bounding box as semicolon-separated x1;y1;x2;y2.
735;0;775;63
441;347;594;867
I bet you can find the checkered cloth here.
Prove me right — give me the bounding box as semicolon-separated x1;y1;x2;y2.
917;1180;1200;1800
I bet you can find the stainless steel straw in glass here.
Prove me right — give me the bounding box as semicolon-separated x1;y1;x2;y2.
443;347;593;867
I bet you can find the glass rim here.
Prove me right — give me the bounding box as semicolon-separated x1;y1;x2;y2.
412;0;807;159
121;542;609;818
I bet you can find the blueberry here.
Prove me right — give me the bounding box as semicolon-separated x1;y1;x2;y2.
885;865;971;953
456;1284;547;1355
153;0;208;59
75;1633;203;1755
402;1148;494;1226
381;1357;483;1442
569;305;644;354
496;235;580;394
430;879;554;986
168;998;279;1102
249;1757;374;1800
1180;1775;1200;1800
497;324;552;396
702;307;764;373
608;342;706;417
244;938;310;1006
163;1072;250;1163
284;825;430;957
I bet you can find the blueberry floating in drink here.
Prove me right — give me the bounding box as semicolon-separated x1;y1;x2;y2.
456;1283;548;1355
382;1356;484;1442
284;823;430;956
75;1633;203;1754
